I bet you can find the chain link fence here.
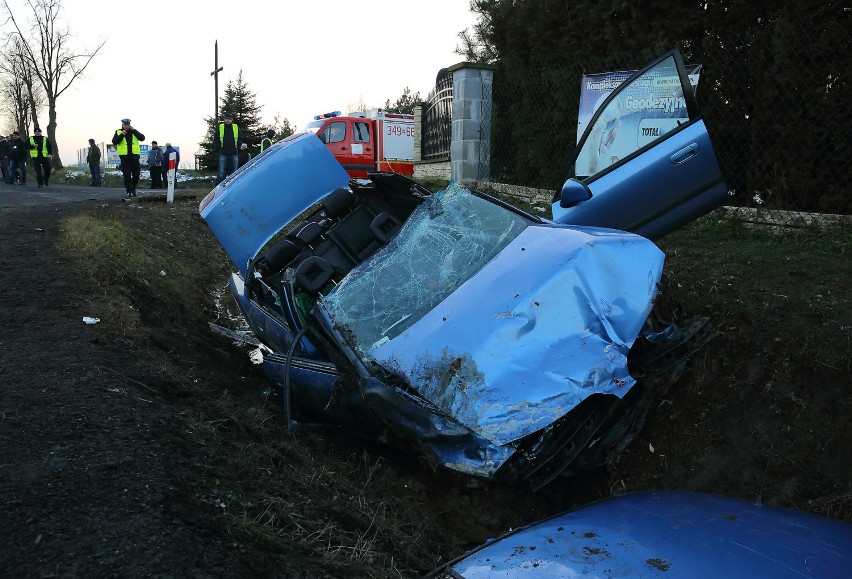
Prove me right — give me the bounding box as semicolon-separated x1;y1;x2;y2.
482;24;850;226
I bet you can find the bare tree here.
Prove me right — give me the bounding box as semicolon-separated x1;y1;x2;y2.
344;96;376;115
0;35;45;134
2;0;104;167
1;73;33;132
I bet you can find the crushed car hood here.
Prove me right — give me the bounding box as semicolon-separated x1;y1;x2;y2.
199;133;350;276
324;211;665;446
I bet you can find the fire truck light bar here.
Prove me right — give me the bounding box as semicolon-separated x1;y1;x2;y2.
313;111;341;120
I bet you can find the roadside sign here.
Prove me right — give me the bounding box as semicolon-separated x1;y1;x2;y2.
167;152;176;203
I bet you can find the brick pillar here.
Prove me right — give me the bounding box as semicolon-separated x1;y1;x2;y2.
413;102;423;163
449;62;495;184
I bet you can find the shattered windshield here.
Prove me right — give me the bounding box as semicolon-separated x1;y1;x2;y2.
322;183;528;354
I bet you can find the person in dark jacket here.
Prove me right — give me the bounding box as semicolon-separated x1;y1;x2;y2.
29;127;53;188
0;135;10;182
162;143;180;186
7;131;27;185
86;139;102;186
147;141;164;189
238;143;251;167
215;114;240;184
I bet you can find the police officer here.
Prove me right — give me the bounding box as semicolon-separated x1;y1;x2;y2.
29;127;53;188
112;118;145;197
260;129;275;153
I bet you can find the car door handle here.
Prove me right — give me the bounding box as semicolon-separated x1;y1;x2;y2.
670;143;699;165
339;146;347;150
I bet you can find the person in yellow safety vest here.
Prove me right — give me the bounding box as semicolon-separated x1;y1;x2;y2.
260;129;276;153
111;118;146;198
215;114;241;184
28;127;53;188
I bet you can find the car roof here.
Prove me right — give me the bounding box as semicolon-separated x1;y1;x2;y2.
435;490;852;577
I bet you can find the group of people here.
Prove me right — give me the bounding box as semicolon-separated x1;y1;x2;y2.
113;113;270;195
3;115;275;195
145;141;180;190
108;118;180;197
217;113;276;184
0;128;53;187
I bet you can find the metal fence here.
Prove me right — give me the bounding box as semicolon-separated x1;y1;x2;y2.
421;69;453;161
75;143;107;169
480;25;850;225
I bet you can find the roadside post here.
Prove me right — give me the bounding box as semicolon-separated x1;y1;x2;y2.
167;152;176;203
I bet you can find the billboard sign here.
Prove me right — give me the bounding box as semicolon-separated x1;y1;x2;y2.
577;65;701;144
106;144;179;168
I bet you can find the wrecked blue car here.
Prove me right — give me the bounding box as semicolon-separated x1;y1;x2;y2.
200;49;727;489
427;490;852;577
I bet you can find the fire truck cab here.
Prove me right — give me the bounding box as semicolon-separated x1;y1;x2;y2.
304;109;415;178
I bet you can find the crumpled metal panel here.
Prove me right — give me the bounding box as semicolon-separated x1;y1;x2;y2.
359;379;516;478
441;490;852;578
323;184;664;446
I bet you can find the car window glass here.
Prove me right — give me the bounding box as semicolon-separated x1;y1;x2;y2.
320;122;346;144
303;120;323;134
322;183;528;353
353;122;370;143
575;55;688;178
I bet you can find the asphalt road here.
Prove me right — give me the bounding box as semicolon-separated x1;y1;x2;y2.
0;180;176;207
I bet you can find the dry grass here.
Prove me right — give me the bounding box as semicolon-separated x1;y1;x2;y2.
51;192;852;576
184;391;439;576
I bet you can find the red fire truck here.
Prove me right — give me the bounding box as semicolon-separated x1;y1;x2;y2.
304;109;415;178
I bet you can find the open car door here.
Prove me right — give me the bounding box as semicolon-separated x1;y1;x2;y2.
551;48;729;240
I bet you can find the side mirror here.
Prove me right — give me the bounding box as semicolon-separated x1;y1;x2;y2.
560;179;592;208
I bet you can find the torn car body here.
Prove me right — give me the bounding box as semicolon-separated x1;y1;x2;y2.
200;49;727;489
200;135;713;489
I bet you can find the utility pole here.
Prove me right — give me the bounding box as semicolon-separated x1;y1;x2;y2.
210;40;224;123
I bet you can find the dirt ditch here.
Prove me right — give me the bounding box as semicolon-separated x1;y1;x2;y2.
1;190;849;577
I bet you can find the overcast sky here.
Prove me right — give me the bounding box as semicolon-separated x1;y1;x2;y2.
2;0;477;167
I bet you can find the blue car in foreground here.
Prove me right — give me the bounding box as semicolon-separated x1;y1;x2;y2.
426;491;852;578
200;49;728;489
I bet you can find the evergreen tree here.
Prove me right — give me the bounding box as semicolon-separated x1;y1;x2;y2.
268;113;295;142
383;87;421;115
197;70;265;170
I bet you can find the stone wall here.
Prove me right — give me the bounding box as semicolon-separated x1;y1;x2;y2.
415;160;452;181
479;181;554;207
